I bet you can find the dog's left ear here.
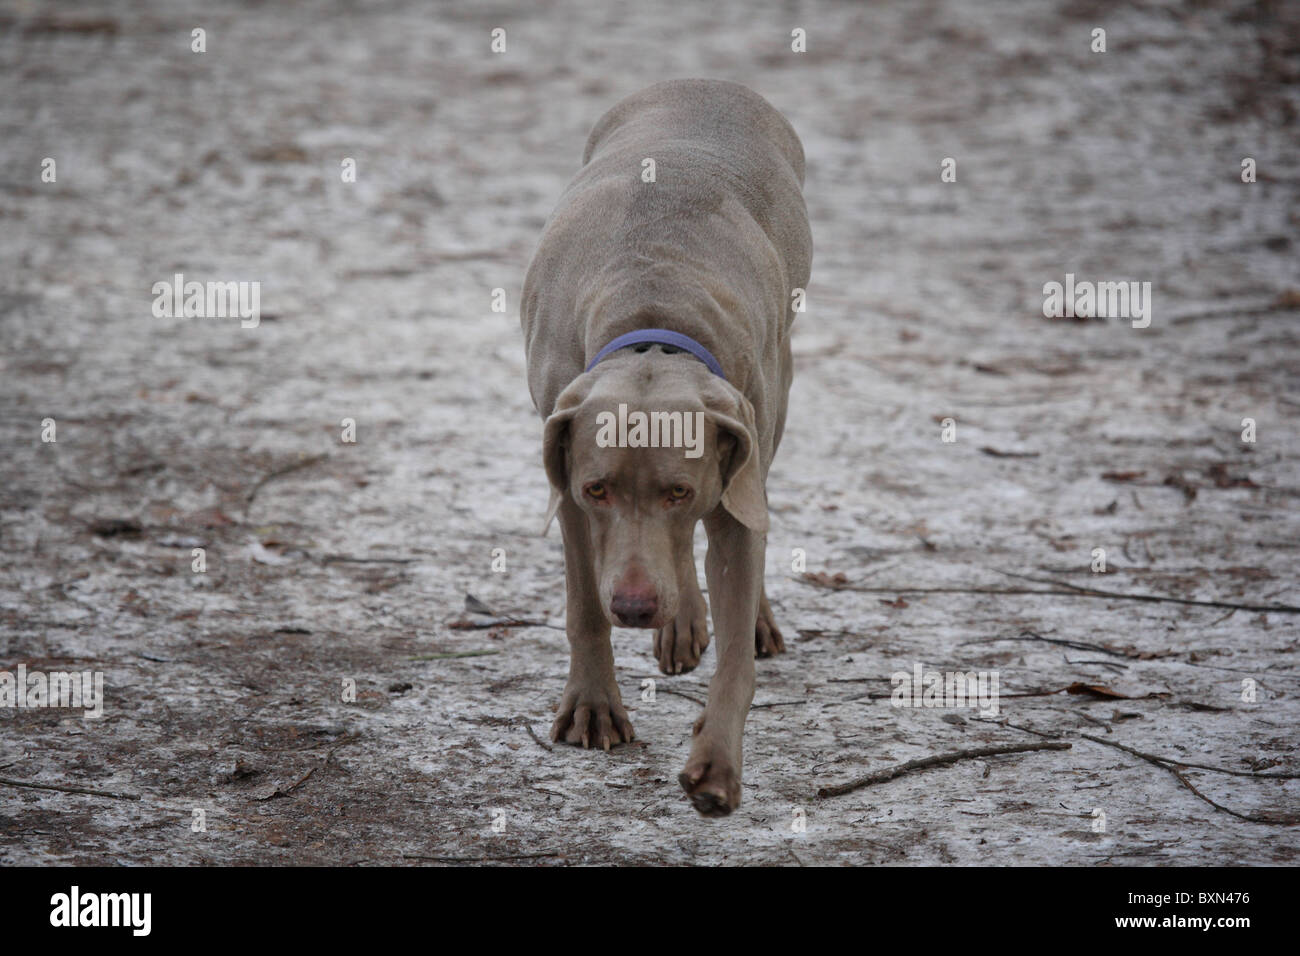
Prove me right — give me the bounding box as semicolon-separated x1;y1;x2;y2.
703;380;768;534
540;374;594;534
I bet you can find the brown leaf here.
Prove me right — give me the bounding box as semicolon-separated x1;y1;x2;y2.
1205;462;1258;489
803;571;850;589
184;507;235;529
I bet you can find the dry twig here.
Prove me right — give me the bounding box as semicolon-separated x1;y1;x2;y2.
817;742;1071;798
521;721;552;752
257;733;361;800
0;777;140;801
402;851;561;863
244;453;329;514
794;571;1300;614
1081;734;1300;825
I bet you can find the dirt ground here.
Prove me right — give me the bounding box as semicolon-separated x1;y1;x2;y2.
2;0;1298;865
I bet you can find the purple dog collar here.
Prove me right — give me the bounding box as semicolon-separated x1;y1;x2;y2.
585;328;726;380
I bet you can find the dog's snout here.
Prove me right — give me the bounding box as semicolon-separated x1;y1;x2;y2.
611;590;659;628
611;564;660;628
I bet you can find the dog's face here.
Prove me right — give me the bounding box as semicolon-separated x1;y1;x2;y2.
543;355;767;630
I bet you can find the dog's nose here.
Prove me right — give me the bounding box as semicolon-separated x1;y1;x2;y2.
611;592;659;628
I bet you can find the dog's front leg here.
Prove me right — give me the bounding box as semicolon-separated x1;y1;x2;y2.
653;549;710;675
679;508;762;815
549;494;635;751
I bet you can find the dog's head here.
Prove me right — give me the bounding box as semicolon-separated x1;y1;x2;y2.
541;352;766;630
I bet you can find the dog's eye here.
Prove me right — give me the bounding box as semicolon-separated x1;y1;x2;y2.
668;484;691;501
584;482;608;501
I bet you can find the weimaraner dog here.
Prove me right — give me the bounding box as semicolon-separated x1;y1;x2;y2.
520;78;812;815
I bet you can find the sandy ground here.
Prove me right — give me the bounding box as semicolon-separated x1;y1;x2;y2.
1;0;1298;865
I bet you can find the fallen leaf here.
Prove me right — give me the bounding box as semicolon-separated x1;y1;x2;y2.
803;571;850;589
184;507;235;528
1205;462;1258;489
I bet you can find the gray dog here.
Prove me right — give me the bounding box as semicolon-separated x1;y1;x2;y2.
521;78;812;815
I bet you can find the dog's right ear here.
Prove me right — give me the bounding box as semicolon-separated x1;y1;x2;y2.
540;375;593;534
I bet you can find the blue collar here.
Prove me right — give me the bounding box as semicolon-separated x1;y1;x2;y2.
585;328;726;380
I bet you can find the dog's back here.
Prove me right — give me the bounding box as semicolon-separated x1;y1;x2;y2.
581;77;806;191
522;78;812;458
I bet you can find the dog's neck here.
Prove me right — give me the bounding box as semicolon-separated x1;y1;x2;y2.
586;328;726;380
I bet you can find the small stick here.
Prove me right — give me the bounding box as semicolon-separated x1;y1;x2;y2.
0;776;140;801
402;852;561;863
1210;607;1237;625
265;765;320;799
1080;734;1300;779
827;677;894;684
1063;655;1129;672
522;722;552;752
794;576;1062;599
244;453;328;513
320;554;418;565
652;686;706;706
409;650;501;660
794;573;1300;613
995;720;1062;740
996;569;1300;614
258;733;361;800
1081;735;1300;825
1071;709;1112;728
816;741;1071;798
446;618;552;630
975;629;1140;658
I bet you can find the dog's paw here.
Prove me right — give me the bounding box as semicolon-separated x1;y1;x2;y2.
550;681;635;751
679;724;743;816
653;590;710;674
755;593;785;658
